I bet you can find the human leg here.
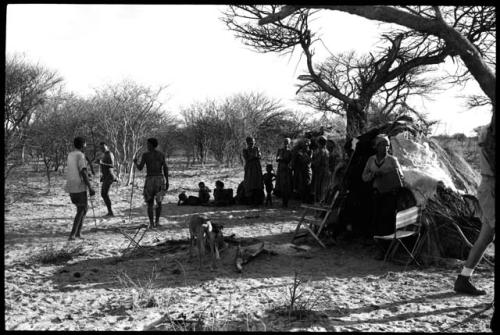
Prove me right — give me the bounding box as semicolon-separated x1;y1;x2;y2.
101;178;114;216
75;205;88;238
69;192;88;240
146;199;155;228
454;222;494;295
455;175;495;295
155;200;162;227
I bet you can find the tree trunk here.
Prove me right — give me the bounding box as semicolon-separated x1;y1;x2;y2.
345;103;368;138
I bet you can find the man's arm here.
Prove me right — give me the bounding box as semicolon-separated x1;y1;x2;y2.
133;153;146;171
80;167;96;196
85;156;95;175
162;156;169;191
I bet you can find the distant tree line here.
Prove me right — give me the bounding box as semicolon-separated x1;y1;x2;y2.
5;53;351;191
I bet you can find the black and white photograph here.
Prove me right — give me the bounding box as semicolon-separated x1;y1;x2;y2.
4;4;495;331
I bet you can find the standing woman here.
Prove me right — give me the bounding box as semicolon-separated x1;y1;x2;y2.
362;134;404;257
311;136;330;203
294;139;313;204
276;138;293;208
243;136;264;206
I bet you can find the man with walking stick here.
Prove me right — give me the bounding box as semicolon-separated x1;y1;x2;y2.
97;141;117;217
133;138;169;229
65;137;96;240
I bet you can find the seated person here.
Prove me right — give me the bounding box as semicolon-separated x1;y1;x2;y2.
213;180;235;206
198;181;211;205
177;191;200;206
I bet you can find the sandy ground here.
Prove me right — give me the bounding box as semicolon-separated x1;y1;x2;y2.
4;164;495;331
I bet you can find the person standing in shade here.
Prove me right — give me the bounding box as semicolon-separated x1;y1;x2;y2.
362;134;404;258
454;125;495;296
65;137;96;241
243;136;264;206
133;138;169;229
276;137;293;208
311;136;330;203
97;141;117;217
293;139;313;204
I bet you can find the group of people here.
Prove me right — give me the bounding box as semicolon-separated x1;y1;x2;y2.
240;135;342;208
65;137;168;238
64;129;494;328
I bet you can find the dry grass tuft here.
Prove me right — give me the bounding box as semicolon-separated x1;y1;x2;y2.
29;244;86;265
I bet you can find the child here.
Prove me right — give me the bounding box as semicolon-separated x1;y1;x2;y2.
262;164;276;206
177;191;200;206
214;180;234;206
198;182;211;205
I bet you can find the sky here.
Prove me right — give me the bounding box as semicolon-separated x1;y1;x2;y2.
5;4;493;136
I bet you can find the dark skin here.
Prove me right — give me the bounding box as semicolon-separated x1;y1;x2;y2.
133;142;169;226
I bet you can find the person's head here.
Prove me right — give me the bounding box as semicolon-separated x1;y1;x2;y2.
99;141;109;152
246;136;255;147
179;192;187;202
283;137;291;148
199;181;205;189
317;136;327;147
266;164;273;172
147;138;158;151
73;137;86;150
303;139;311;149
326;139;336;152
374;134;390;157
215;180;224;189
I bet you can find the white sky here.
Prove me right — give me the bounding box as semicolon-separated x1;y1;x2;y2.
6;4;493;136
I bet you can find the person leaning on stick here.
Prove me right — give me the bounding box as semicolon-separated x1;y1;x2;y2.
96;141;117;217
65;137;96;241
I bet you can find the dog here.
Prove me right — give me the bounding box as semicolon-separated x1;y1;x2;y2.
187;214;223;270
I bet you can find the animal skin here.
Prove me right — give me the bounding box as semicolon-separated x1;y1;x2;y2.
187;215;221;270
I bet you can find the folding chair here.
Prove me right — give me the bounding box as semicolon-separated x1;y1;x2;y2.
374;205;422;267
292;189;340;248
117;223;150;256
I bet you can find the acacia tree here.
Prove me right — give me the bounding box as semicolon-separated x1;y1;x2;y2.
224;6;453;140
91;81;170;185
255;5;496;173
4;54;63;178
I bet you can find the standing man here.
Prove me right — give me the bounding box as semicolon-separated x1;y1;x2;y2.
133;138;169;229
65;137;96;240
454;125;495;295
97;141;117;217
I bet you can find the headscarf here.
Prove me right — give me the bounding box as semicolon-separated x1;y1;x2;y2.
374;134;390;147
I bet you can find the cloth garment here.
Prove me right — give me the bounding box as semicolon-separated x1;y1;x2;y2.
100;150;116;181
276;148;293;199
312;147;330;202
362;154;404;193
243;146;264;196
69;191;88;207
143;175;166;203
65;150;88;193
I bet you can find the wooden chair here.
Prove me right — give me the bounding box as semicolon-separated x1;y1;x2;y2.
374;206;422;267
117;223;150;256
292;189;340;248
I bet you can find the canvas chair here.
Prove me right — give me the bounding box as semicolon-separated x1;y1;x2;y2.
374;205;422;267
292;189;340;248
117;223;150;256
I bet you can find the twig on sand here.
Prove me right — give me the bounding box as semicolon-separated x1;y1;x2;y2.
442;301;494;331
173;259;187;286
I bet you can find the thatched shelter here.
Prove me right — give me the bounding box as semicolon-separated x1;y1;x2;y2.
329;117;483;265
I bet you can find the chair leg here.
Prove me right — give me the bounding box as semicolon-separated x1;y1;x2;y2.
383;239;397;263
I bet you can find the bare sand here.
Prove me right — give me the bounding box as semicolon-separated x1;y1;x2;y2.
4;165;495;331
